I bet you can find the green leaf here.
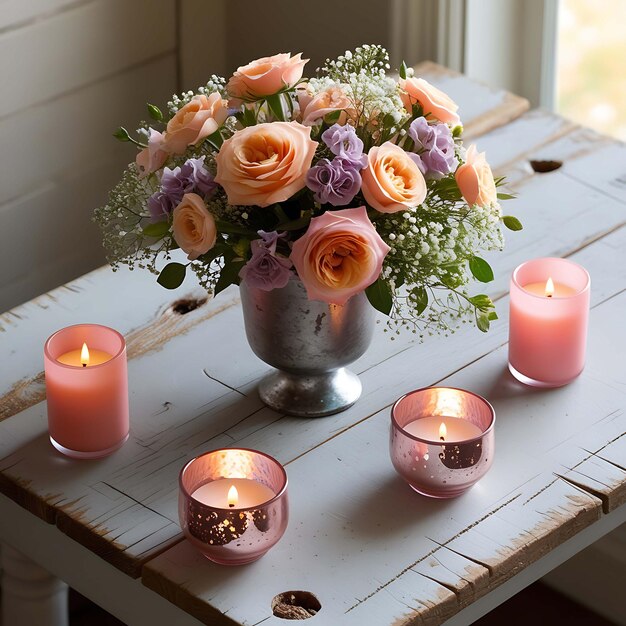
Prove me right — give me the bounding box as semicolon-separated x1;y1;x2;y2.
147;103;163;122
323;109;342;124
476;313;490;333
365;278;393;316
233;238;250;258
236;107;257;127
469;256;494;283
399;61;408;80
113;127;131;142
497;192;516;201
502;215;523;231
214;260;245;295
468;294;493;309
452;124;463;138
488;311;498;321
266;93;285;121
142;221;170;239
414;286;428;315
205;129;223;149
157;262;186;290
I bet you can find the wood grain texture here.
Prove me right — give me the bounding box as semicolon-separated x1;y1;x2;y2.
143;289;625;625
413;61;530;139
0;69;624;624
1;107;624;583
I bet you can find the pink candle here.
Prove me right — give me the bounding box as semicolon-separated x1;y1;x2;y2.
509;258;590;387
44;324;129;459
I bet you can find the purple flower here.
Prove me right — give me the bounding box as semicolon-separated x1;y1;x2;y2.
148;156;216;221
321;124;367;169
185;157;217;196
239;231;293;291
306;158;362;206
408;117;457;179
409;117;437;150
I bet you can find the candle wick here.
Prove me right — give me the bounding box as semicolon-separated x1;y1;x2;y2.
546;294;552;298
82;363;87;368
228;504;234;508
440;436;445;442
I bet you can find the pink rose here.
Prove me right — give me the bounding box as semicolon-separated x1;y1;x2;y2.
163;94;228;155
172;193;217;260
290;206;390;306
399;77;460;126
214;121;317;207
299;86;355;126
361;142;427;213
455;144;498;207
227;53;307;103
136;129;167;178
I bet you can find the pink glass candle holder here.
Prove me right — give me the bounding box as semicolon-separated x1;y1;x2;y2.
44;324;129;459
509;257;590;387
179;448;288;565
390;387;495;498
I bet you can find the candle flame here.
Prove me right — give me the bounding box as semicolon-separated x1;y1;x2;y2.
439;422;447;441
80;342;90;367
545;277;555;298
227;485;238;508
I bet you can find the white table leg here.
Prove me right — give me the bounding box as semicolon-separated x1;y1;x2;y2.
1;543;69;626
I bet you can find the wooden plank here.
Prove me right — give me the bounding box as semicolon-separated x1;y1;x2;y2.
0;118;624;580
0;0;175;119
412;61;530;140
141;288;624;625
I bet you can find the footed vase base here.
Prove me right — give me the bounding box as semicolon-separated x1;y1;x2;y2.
259;367;362;418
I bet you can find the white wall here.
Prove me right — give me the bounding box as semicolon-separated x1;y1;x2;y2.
0;0;401;314
0;0;177;313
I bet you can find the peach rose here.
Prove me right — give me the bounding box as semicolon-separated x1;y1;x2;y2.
163;94;228;155
399;77;460;126
290;206;390;305
455;145;498;207
172;193;217;260
136;129;167;178
299;86;355;126
361;142;427;213
227;53;307;102
214;121;317;207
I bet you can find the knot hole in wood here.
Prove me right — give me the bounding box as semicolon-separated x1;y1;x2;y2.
170;296;208;315
271;590;321;620
529;159;563;173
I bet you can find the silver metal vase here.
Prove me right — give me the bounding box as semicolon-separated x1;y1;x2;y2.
240;278;376;417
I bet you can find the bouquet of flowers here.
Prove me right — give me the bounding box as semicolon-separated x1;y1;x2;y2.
96;45;520;335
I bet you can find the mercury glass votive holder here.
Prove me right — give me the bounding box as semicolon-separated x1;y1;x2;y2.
390;387;495;498
179;448;289;565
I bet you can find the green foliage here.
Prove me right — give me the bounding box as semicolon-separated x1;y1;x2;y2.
142;221;170;239
502;215;523;231
113;127;131;142
266;94;286;121
399;61;408;80
469;256;494;283
366;278;393;315
157;262;187;289
147;103;163;122
214;260;245;295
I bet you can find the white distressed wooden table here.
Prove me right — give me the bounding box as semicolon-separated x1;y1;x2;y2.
1;63;625;626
